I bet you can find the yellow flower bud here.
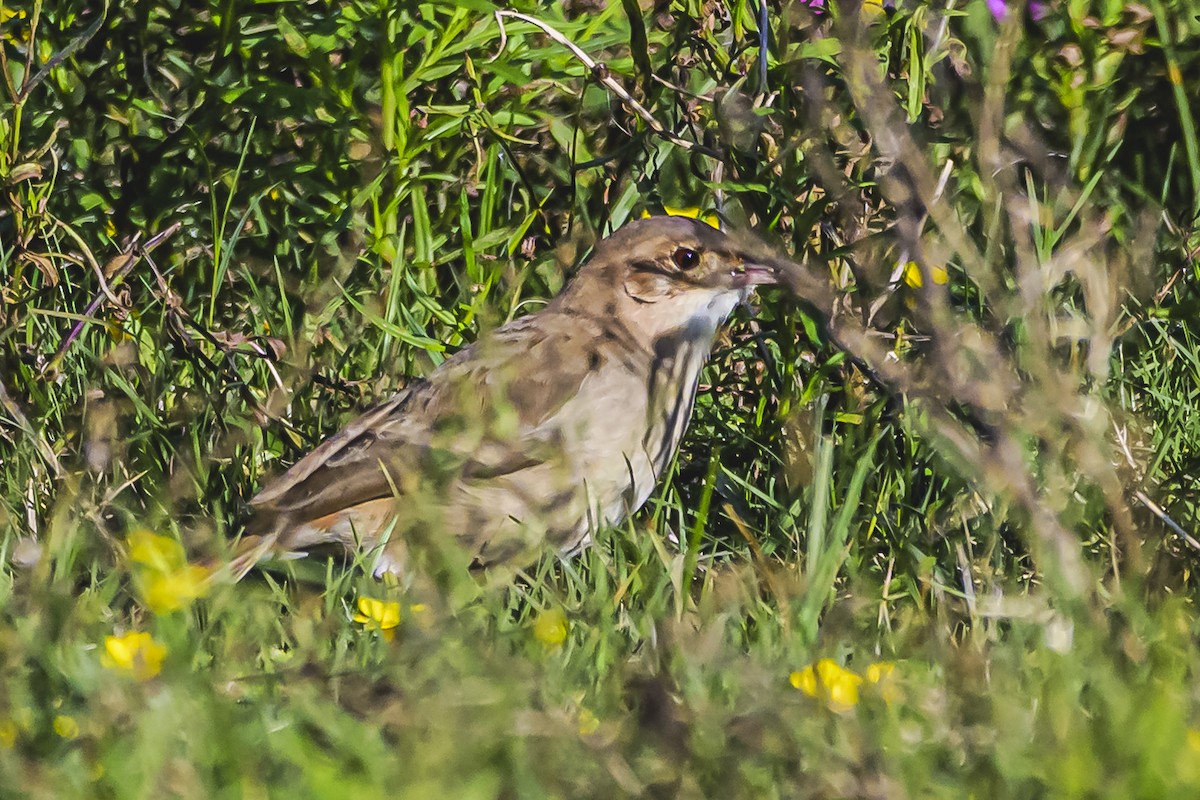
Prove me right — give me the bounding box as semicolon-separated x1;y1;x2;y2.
533;608;569;648
102;631;167;680
53;715;79;740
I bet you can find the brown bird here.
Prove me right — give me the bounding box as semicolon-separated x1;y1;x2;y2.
234;216;782;580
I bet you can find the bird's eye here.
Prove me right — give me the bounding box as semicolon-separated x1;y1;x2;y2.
672;247;700;270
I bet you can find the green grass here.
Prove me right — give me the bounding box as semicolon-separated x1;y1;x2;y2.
2;0;1200;796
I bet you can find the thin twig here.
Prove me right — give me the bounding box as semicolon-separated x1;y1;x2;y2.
492;10;720;158
17;4;106;102
45;222;182;374
1134;490;1200;552
650;73;713;102
52;216;126;305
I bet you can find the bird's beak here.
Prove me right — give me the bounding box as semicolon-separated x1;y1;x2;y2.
730;258;781;288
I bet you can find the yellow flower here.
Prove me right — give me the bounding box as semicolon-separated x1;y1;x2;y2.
102;631;167;680
865;661;900;705
1188;729;1200;753
0;720;16;749
0;7;29;45
354;597;402;640
105;321;131;343
577;707;600;736
902;261;950;289
865;661;894;683
789;658;863;712
127;529;185;572
104;218;116;237
126;529;211;614
53;715;79;740
641;206;721;230
0;7;27;34
138;563;211;614
532;608;569;648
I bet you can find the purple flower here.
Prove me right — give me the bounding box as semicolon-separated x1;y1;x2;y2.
988;0;1048;20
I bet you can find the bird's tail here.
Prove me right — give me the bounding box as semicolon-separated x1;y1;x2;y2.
225;532;281;582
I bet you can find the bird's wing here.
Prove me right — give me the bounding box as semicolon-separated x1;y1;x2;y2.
248;384;429;517
249;313;611;524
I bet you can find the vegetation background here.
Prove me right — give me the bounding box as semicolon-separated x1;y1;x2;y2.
2;0;1200;795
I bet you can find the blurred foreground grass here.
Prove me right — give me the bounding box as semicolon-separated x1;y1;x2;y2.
2;0;1200;796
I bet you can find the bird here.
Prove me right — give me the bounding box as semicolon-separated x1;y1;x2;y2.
232;215;783;581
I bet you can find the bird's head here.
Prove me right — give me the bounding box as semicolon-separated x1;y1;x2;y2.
555;216;783;339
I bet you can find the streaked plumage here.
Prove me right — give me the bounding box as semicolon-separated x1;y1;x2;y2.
234;216;780;579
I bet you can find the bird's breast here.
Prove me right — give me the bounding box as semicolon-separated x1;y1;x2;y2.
558;310;727;536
